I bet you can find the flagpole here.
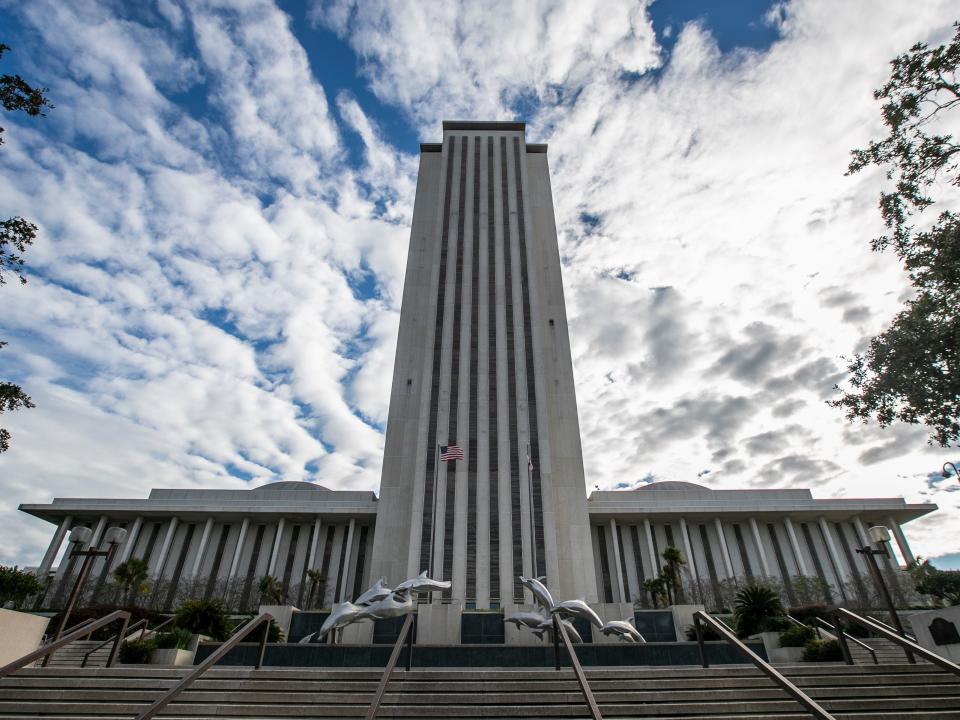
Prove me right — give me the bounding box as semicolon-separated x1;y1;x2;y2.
428;444;439;581
527;442;538;579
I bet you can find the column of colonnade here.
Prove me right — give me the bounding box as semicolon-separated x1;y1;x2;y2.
34;514;375;610
593;514;916;605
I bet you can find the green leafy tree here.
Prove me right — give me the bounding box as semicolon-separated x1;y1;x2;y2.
258;574;286;605
910;558;960;606
0;564;42;605
832;23;960;445
113;558;150;605
0;43;53;453
733;584;785;638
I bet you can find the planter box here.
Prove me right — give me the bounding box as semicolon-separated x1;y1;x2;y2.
150;648;194;666
759;631;806;664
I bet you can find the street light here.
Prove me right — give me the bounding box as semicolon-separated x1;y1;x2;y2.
856;524;914;663
942;461;960;483
50;525;128;644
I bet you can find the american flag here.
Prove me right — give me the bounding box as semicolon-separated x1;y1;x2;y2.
440;444;464;462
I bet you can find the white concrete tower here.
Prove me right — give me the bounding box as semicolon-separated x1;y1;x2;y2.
370;121;597;608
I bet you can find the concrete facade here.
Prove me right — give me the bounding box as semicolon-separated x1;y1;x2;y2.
369;121;596;609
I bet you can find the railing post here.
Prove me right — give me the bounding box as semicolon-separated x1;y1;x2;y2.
405;613;415;671
694;614;708;668
106;614;130;668
255;618;269;669
832;612;853;665
553;615;561;671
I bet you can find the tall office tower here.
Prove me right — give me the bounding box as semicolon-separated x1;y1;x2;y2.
369;121;597;608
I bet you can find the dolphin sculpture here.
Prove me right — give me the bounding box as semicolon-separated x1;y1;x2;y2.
354;577;392;606
533;616;584;644
520;575;554;610
504;609;549;630
318;601;366;638
355;591;415;621
297;632;316;644
601;619;645;643
551;598;604;628
394;570;452;595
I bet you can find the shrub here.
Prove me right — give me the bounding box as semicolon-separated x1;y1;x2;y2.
788;604;831;624
119;638;156;664
154;627;192;650
684;623;721;641
802;639;843;662
734;585;785;638
173;599;231;641
778;624;815;648
761;615;791;633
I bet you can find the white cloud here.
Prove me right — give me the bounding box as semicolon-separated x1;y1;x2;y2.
1;0;958;569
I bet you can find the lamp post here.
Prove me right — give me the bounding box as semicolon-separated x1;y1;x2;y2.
50;525;128;643
856;524;914;663
943;461;960;483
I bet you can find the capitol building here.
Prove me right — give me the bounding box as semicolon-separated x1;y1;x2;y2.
19;122;935;640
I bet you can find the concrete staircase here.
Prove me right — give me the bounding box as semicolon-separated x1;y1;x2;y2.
1;663;959;719
847;636;922;665
39;640;113;668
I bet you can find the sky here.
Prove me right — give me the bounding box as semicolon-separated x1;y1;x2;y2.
1;0;958;571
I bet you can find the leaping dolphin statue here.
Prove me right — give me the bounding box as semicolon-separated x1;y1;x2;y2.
551;598;604;628
519;575;554;610
318;601;366;638
601;619;645;643
394;570;452;595
355;591;415;621
532;616;584;644
354;577;392;606
504;609;549;630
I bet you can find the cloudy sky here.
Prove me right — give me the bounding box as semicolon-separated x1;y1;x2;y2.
1;0;958;570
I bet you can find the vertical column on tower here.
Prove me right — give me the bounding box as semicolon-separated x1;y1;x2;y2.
512;135;545;578
418;136;457;583
441;137;468;597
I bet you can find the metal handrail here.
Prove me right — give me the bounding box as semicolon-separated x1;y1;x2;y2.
812;617;878;665
61;616;98;638
835;608;959;675
79;613;178;668
693;611;836;720
40;616;96;648
366;613;416;720
865;614;916;642
136;615;175;641
0;609;131;677
80;618;148;668
553;615;603;720
136;612;273;720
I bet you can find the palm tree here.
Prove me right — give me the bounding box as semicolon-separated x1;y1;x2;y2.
305;570;326;609
258;575;286;605
113;558;149;605
643;577;665;608
733;584;785;638
660;546;686;605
